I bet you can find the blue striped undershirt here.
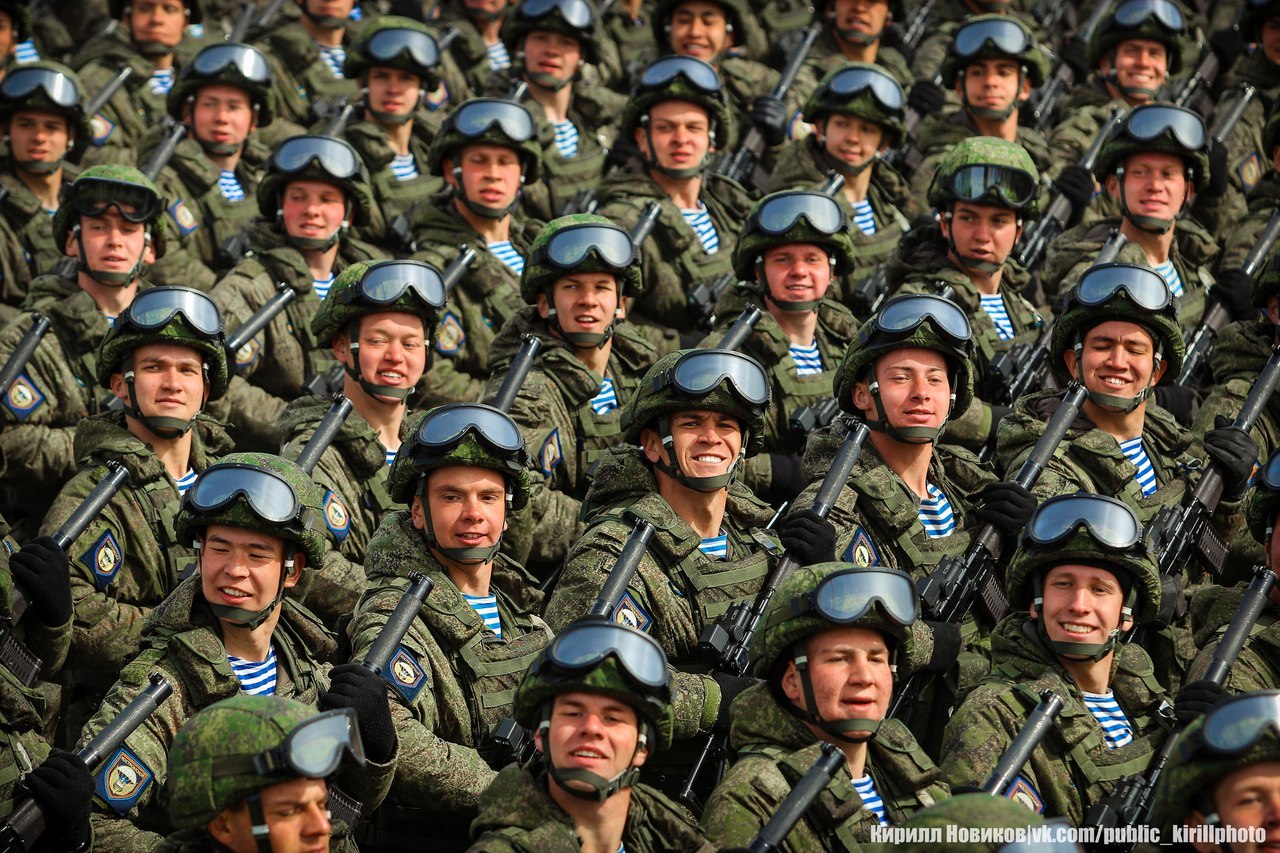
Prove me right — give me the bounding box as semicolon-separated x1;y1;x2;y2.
218;170;245;202
488;241;525;274
385;446;397;466
1082;690;1134;749
390;152;419;182
680;204;720;254
789;341;823;376
229;644;277;695
850;198;876;235
552;120;580;158
313;272;336;301
979;294;1014;341
318;45;347;79
149;68;174;95
464;593;502;637
1154;259;1183;298
699;530;728;559
590;377;618;414
14;40;38;63
174;468;197;496
1118;436;1157;497
486;40;511;71
917;483;956;538
852;774;888;824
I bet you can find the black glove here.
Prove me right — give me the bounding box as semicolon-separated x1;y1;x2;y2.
906;80;946;117
971;481;1036;539
750;95;788;147
1212;268;1255;322
1209;26;1247;70
1154;573;1188;628
921;620;962;675
9;536;72;626
712;672;757;722
1060;38;1089;79
1154;384;1197;427
1053;165;1096;218
764;453;804;506
322;663;397;764
1174;678;1229;723
1205;141;1231;198
25;750;92;853
777;508;837;566
1204;414;1260;496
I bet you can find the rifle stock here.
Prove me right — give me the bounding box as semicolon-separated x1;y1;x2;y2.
981;690;1065;796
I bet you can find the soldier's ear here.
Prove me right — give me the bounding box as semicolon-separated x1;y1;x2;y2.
333;331;352;363
206;805;241;848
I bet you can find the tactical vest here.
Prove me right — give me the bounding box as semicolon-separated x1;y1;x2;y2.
242;249;335;394
537;111;608;217
633;194;738;322
536;358;629;497
347;122;442;227
846;194;910;287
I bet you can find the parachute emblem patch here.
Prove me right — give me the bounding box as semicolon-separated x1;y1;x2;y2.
91;114;114;146
96;746;153;814
322;490;350;542
425;81;449;110
437;312;465;356
235;336;261;369
83;530;123;590
539;429;562;476
3;373;44;420
1007;775;1044;814
168;199;199;236
380;645;426;703
611;591;651;633
1239;152;1262;193
844;528;881;567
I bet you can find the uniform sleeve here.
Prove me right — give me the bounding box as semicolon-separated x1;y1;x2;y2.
0;316;82;488
700;757;788;850
938;688;1021;791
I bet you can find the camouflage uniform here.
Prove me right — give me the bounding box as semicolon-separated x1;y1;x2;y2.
0;166;81;308
792;34;912;109
599;0;659;90
252;21;359;128
339;117;442;244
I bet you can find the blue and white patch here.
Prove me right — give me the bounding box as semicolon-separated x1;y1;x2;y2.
82;530;123;591
322;490;351;543
91;113;115;146
234;335;261;370
2;373;45;420
611;591;652;633
1238;151;1263;193
843;528;881;567
425;81;450;110
436;312;465;356
168;199;199;236
539;429;562;476
380;645;426;703
95;746;153;814
1006;774;1044;814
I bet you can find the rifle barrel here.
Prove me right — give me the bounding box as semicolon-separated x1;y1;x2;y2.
52;463;130;552
82;66;134;119
142;123;187;181
295;396;354;475
747;743;844;853
0;314;51;395
442;247;478;293
981;691;1065;796
716;306;762;352
587;521;656;617
1243;207;1280;278
360;573;433;674
1202;567;1276;685
490;335;543;413
225;285;297;357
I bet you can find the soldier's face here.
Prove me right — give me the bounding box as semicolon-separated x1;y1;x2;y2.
640;408;743;482
306;0;355;19
635;101;713;173
0;13;16;63
7;110;71;166
940;201;1020;268
110;342;206;424
334;313;428;400
833;0;891;37
668;1;732;59
199;524;300;616
1100;39;1168;100
781;627;893;732
959;59;1031;113
851;348;950;431
761;243;832;304
208;777;332;853
281;180;348;243
1062;321;1166;401
445;144;523;211
128;0;188;49
523;30;582;84
412;466;508;554
1032;564;1132;644
365;68;422;118
188;85;256;150
1107;152;1189;222
537;273;624;337
67;208;156;276
536;692;647;790
1262;17;1280;65
818;113;885;168
1192;761;1280;852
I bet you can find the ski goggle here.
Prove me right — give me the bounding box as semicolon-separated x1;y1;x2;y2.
215;709;367;781
363;28;441;69
1072;263;1174;312
0;65;80;108
638;55;722;95
1182;691;1280;760
655;350;771;406
869;295;973;347
1024;493;1143;550
1113;0;1185;32
185;464;303;525
748;192;845;237
190;43;272;84
346;260;447;309
532;223;637;270
1123;104;1206;150
412;403;525;455
120;287;223;338
71;179;163;223
951;17;1032;59
822;65;904;112
943;164;1038;209
796;567;919;628
544;620;670;689
1259;449;1280;491
451;98;536;142
269;136;363;180
518;0;595;29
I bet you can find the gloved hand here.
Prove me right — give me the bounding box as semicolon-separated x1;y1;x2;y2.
322;663;397;764
750;95;789;147
764;453;805;506
1059;38;1089;79
971;481;1036;539
9;536;72;626
25;750;92;853
1209;26;1247;70
1174;678;1229;723
712;672;757;722
1211;268;1255;322
1154;385;1197;427
1205;141;1231;198
1154;574;1188;627
1204;415;1259;496
906;80;946;117
921;620;962;674
1054;164;1096;218
777;508;837;566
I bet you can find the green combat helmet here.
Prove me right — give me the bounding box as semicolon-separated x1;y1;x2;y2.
513;618;674;800
426;97;542;218
1246;449;1280;546
258;135;375;251
1050;262;1184;413
834;294;975;443
752;562;917;741
97;287;229;438
344;16;442;121
1006;493;1161;662
502;0;603;83
802;63;906;159
1094;103;1209;234
175;453;329;629
883;792;1080;853
941;16;1049;120
650;0;767;63
620;56;735;179
0;61;93;167
621;348;770;490
52;164;168;285
1087;0;1186;84
311;259;447;401
167;695;365;847
168;43;276;138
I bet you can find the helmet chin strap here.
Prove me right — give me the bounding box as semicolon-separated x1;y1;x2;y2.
344;322;413;402
757;258;825;313
122;359;209;439
522;50;581;92
865;378;955;444
1032;581;1132;663
418;480;509;563
547;306;618;349
1073;336;1162;414
835;24;882;44
538;709;648;801
245;794;275;853
651;414;746;492
641;116;710;180
452;166;523;219
784;648;884;742
134;40;175;58
14;157;61;175
816;139;876;179
959;68;1024;121
943;212;1005;275
1104;68;1160;103
281;200;350;253
468;6;507;21
362;87;417;126
1116;165;1186;235
199;541;296;631
73;223;151;286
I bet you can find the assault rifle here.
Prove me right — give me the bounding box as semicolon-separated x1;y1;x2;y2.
981;691;1064;796
358;572;434;673
742;743;844;853
141;120;187;182
896;0;935;62
0;314;51;402
229;0;286;42
488;334;543;413
680;419;871;810
714;305;763;352
1027;0;1112;132
295;395;355;475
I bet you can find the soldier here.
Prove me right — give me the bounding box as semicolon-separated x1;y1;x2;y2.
1219;108;1280;273
210;133;383;452
595;57;751;340
792;0;915;106
345;403;549;851
81;452;398;853
163;695;368;853
482;214;661;575
0;165;166;535
40;286;233;744
941;494;1172;824
469;619;715;851
701;563;949;849
0;62;93;315
440;0;520;95
408;97;544;406
253;0;360;128
700;189;861;506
